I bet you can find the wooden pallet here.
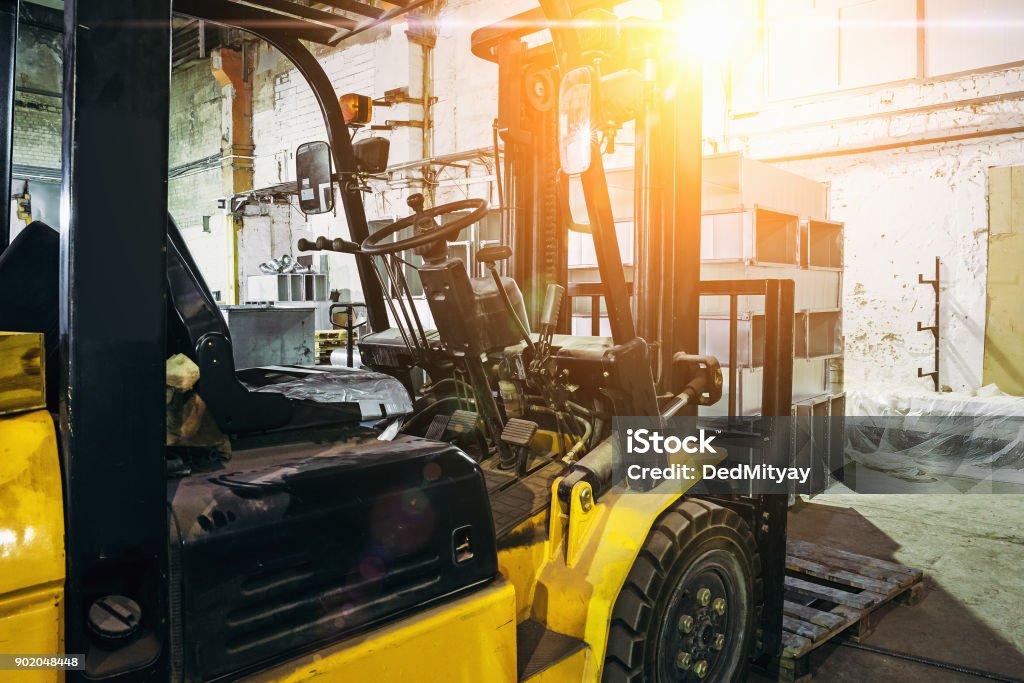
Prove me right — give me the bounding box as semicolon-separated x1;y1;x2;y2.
775;540;925;682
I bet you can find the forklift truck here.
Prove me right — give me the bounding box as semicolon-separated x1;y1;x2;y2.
0;0;795;680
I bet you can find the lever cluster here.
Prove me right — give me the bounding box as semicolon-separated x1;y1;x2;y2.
297;236;362;254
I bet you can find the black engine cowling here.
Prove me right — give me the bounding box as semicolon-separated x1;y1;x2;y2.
168;428;497;680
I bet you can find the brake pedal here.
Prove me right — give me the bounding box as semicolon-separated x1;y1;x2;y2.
500;418;538;475
500;418;538;447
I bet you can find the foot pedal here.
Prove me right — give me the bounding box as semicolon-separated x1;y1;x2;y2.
424;413;450;441
501;418;538;447
446;410;480;437
445;410;488;460
500;419;538;474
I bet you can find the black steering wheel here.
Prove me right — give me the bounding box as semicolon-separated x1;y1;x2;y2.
360;198;488;256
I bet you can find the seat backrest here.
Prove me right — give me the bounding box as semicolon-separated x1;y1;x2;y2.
0;222;60;410
0;216;292;432
166;217;233;355
165;216;293;434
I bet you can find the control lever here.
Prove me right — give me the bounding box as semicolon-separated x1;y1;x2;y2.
297;236;362;254
537;283;565;359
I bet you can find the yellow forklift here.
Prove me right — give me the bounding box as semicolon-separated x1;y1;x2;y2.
0;0;797;680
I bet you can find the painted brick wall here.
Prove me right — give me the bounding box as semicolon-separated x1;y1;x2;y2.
12;23;61;175
11;91;60;170
168;58;231;297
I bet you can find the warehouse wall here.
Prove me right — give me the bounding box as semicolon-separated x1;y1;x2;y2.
231;0;525;303
167;59;228;297
717;64;1024;393
10;19;62;234
14;1;1019;394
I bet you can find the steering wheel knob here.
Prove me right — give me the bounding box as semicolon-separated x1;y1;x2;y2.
406;192;426;214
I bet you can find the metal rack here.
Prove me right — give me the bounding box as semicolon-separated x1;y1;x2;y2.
916;256;940;391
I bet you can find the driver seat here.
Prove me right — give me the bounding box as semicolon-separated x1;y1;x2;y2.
412;254;530;356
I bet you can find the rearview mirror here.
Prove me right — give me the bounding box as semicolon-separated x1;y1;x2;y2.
295;141;334;215
558;66;595;175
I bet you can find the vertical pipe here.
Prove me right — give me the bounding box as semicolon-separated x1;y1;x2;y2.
634;46;660;362
0;0;18;254
728;293;737;419
421;39;433;202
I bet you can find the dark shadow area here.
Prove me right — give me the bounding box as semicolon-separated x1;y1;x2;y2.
749;498;1024;682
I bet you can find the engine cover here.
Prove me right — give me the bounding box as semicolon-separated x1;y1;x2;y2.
167;428;497;680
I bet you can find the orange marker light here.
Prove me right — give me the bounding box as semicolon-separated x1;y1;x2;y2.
339;93;373;125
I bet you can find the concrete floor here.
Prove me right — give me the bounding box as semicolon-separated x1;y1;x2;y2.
760;474;1024;681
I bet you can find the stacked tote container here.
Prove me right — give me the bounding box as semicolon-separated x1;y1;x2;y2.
697;153;844;419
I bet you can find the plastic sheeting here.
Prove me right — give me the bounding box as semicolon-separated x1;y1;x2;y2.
844;386;1024;483
243;365;413;419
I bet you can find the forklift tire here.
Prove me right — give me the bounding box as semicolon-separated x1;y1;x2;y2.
602;499;761;683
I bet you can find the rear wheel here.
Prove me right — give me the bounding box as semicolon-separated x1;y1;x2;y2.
603;499;761;683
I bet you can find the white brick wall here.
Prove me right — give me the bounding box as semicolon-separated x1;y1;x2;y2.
716;65;1024;391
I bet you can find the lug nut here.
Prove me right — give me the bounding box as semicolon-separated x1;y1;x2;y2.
712;597;726;615
693;660;709;679
676;652;692;670
678;614;694;633
714;633;726;650
697;587;711;606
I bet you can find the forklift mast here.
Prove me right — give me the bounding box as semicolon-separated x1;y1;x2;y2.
473;0;791;658
474;0;704;402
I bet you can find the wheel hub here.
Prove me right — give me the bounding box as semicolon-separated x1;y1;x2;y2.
660;568;736;682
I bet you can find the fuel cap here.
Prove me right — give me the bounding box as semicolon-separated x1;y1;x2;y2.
88;595;142;643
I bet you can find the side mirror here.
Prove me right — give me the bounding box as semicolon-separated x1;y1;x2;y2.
295;141;335;215
353;137;390;174
558;66;596;175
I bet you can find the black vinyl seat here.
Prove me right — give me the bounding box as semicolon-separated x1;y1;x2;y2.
0;217;408;431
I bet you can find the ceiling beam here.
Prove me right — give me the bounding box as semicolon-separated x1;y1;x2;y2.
315;0;384;20
245;0;359;29
176;0;336;44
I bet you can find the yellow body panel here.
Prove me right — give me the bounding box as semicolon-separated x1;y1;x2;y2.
248;579;519;683
0;409;66;681
262;456;691;682
533;481;685;681
0;393;692;683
